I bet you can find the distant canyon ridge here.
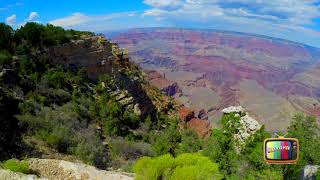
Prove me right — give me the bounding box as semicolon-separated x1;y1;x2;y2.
108;28;320;132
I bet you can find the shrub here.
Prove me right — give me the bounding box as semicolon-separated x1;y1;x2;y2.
202;129;239;175
0;50;12;66
151;121;181;156
2;159;30;174
71;130;109;169
43;68;72;89
176;129;202;154
109;137;154;159
244;169;283;180
0;89;21;160
0;23;14;50
133;153;222;180
284;114;320;179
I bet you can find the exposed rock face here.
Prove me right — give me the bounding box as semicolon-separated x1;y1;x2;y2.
197;109;208;120
133;103;141;116
27;158;134;180
47;35;166;120
0;169;46;180
301;165;320;180
179;106;195;122
178;106;212;138
146;70;182;97
222;106;244;114
241;115;261;132
187;118;212;138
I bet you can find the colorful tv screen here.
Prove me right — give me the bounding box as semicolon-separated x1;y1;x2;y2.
265;140;298;161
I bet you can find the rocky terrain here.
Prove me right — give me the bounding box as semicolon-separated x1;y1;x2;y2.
178;106;212;138
110;28;320;132
146;70;182;97
46;35;177;120
0;159;133;180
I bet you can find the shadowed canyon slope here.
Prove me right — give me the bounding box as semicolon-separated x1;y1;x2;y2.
109;28;320;132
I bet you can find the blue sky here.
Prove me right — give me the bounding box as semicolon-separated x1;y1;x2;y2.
1;0;320;47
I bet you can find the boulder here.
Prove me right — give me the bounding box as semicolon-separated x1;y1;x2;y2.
240;115;261;132
222;106;244;114
301;165;320;180
119;97;134;106
133;103;141;116
0;169;45;180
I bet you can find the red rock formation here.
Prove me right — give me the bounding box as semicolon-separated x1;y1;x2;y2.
178;106;212;138
147;70;182;96
178;106;195;123
187;118;212;138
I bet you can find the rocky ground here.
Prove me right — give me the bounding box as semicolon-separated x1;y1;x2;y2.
0;159;134;180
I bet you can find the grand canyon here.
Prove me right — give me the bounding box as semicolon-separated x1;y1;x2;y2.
110;28;320;132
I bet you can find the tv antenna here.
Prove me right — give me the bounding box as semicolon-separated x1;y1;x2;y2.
274;132;288;138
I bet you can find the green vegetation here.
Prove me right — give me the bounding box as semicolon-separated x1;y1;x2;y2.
135;111;319;179
133;153;222;180
283;114;320;179
1;159;30;174
0;22;199;170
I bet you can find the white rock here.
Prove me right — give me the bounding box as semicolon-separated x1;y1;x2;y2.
241;115;261;131
222;106;244;114
301;165;320;180
134;103;141;116
27;159;134;180
0;169;47;180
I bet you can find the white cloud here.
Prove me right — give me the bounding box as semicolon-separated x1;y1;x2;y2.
49;13;90;27
49;12;140;30
49;12;139;28
143;0;184;10
6;14;16;25
143;0;320;25
141;0;320;47
46;1;320;47
28;12;39;21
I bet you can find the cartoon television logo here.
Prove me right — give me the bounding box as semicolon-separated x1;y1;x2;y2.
264;136;299;164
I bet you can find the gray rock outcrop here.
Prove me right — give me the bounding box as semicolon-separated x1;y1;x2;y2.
222;106;261;144
0;158;135;180
0;169;46;180
301;165;320;180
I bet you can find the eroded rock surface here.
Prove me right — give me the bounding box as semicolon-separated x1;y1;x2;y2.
147;70;182;97
27;158;134;180
178;106;212;138
187;118;212;138
301;165;320;180
0;169;46;180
